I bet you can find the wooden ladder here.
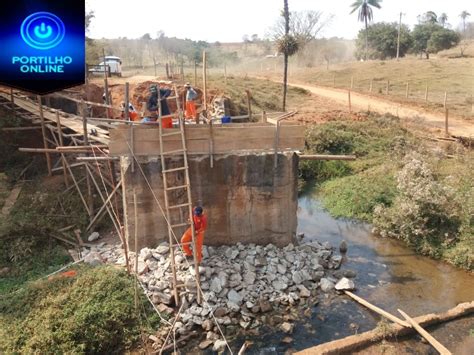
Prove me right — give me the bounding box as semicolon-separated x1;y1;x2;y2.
157;85;201;305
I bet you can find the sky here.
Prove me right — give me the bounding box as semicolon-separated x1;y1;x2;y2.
87;0;473;42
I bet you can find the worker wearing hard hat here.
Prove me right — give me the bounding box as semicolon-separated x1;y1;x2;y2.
184;83;198;121
181;206;207;264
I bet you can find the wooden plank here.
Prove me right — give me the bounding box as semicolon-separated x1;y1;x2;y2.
0;92;110;145
344;291;410;328
398;309;452;355
109;137;304;156
110;125;304;143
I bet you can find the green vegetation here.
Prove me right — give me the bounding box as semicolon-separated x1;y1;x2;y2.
412;23;460;59
355;22;413;60
1;108;160;353
302;115;473;269
0;266;160;354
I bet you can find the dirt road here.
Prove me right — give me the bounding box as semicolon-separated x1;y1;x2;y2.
289;82;474;138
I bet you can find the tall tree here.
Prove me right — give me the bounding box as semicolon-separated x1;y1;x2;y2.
439;13;448;27
460;11;471;32
282;0;290;112
350;0;382;60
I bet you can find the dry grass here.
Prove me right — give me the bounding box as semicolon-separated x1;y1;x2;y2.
262;56;474;119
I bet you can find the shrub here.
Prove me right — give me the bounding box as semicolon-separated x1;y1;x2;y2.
373;153;462;257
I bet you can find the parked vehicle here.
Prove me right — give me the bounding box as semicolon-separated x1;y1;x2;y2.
88;56;122;77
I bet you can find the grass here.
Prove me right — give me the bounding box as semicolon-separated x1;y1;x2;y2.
259;56;474;119
301;114;473;270
0;265;160;354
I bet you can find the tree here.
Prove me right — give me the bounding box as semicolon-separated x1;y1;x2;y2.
420;11;438;24
412;23;460;58
350;0;382;60
427;28;460;53
251;34;260;42
271;10;333;53
439;13;448;27
460;11;471;32
281;0;292;111
355;22;412;60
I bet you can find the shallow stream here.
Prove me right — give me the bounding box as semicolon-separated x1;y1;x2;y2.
245;186;474;353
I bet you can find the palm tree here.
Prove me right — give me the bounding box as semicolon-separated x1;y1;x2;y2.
460;11;471;33
350;0;383;60
439;13;448;27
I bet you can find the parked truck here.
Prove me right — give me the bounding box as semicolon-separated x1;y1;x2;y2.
88;56;122;77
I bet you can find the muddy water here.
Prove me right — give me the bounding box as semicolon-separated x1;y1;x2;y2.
248;187;474;353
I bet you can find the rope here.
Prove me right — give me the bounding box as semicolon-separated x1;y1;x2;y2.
124;140;234;354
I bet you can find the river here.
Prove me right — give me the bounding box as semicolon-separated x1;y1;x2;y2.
244;186;474;354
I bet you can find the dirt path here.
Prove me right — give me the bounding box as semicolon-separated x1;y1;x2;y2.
287;82;474;137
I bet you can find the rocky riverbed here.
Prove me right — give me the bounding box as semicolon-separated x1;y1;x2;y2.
83;238;356;352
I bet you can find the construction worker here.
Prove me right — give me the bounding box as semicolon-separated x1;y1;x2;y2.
120;101;139;121
181;206;207;264
184;83;198;121
146;84;173;128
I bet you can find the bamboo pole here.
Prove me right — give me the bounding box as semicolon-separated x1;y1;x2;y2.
202;51;207;115
133;188;139;311
55;112;69;187
120;157;131;274
344;291;410;327
86;180;122;232
82;101;94;218
398;309;452;355
37;96;53;176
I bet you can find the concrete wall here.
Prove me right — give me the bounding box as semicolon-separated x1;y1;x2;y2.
122;153;298;250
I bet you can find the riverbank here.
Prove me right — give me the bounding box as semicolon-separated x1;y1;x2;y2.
300;114;473;270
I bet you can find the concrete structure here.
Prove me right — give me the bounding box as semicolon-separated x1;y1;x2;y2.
110;123;304;250
121;153;299;249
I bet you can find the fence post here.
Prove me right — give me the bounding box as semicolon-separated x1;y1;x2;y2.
348;90;352;113
443;91;447;109
445;108;449;137
405;82;409;98
425;83;429;102
369;78;373;92
386;80;390;95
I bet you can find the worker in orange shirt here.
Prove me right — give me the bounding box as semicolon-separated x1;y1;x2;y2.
181;206;207;263
184;83;198;121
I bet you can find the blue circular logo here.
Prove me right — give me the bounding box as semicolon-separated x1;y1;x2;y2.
20;12;65;50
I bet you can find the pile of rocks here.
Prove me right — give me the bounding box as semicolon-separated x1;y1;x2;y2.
83;239;356;349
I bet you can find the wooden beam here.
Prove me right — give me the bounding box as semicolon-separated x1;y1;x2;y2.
55;112;69;187
295;301;473;355
0;126;41;131
398;309;452;355
37;96;53;176
299;154;356;161
344;291;410;328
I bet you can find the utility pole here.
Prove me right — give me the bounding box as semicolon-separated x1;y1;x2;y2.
396;12;403;61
